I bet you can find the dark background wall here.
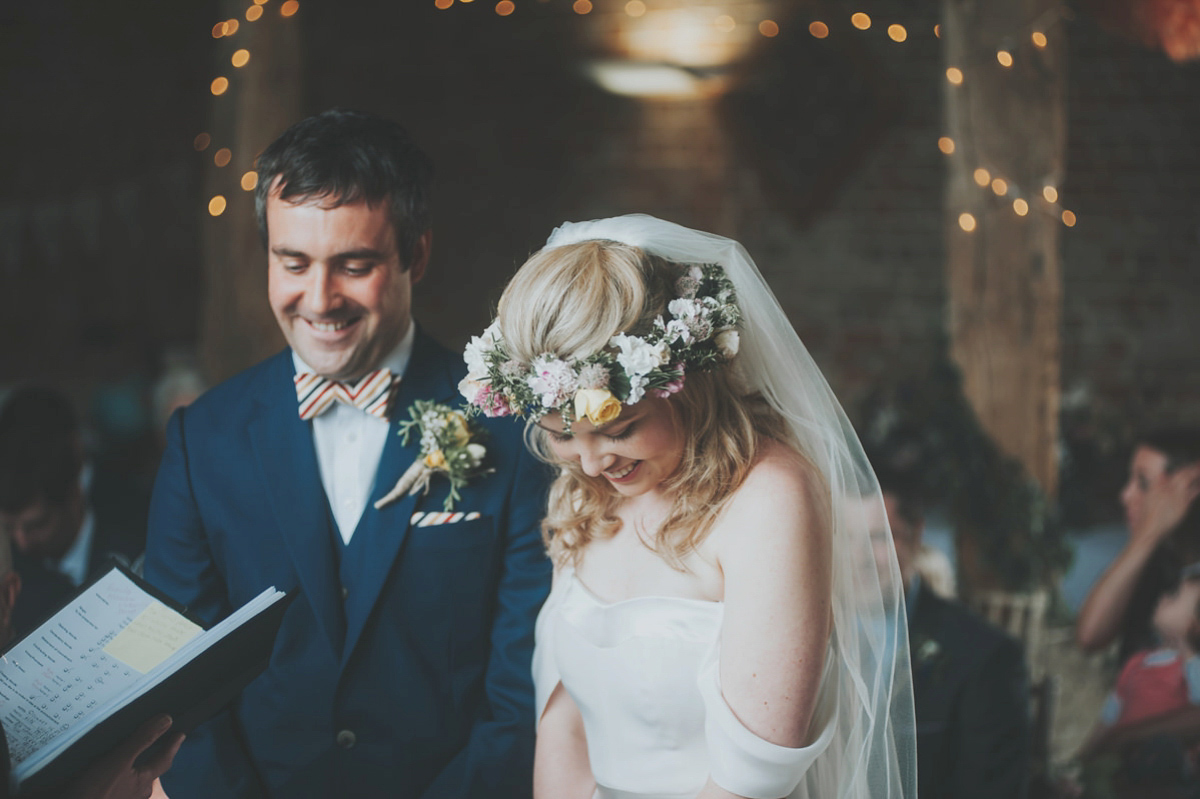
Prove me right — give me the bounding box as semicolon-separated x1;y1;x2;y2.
1;0;1197;512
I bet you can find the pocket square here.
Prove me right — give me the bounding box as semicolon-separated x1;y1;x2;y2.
410;511;482;527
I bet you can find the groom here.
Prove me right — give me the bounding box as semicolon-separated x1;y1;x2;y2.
145;109;552;798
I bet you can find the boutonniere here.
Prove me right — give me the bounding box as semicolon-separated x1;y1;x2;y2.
374;400;492;512
914;636;943;667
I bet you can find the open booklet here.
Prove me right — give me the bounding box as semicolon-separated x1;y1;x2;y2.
0;565;292;794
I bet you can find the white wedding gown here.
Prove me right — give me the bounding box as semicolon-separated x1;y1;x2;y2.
533;568;839;799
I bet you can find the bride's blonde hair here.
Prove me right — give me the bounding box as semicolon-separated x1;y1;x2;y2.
496;239;790;567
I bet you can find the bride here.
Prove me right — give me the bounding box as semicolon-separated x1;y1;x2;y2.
460;215;915;799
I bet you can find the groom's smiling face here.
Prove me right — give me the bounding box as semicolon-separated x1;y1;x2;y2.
266;189;429;380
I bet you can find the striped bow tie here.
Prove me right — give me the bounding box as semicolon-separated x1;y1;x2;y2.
294;369;395;420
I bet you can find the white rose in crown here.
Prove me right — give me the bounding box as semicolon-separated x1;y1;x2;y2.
612;334;669;377
715;330;739;359
463;322;502;380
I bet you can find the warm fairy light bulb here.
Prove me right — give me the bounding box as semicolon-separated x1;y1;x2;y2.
1032;31;1047;48
851;12;871;30
280;0;299;17
495;0;514;15
809;21;829;39
241;171;259;191
211;77;230;95
572;0;591;14
208;195;227;216
232;49;250;67
759;20;779;37
214;148;232;167
946;67;964;85
1013;198;1029;216
246;5;263;21
973;168;991;187
1061;210;1077;227
888;24;907;42
625;0;645;17
958;213;977;232
212;22;227;38
714;15;735;33
937;137;955;155
991;177;1008;196
193;132;211;151
1042;185;1058;203
435;0;453;7
934;23;940;38
996;50;1013;67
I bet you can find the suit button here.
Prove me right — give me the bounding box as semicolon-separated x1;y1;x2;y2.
341;587;349;600
336;729;356;749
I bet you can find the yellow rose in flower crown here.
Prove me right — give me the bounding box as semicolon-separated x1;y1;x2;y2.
574;388;622;426
424;449;447;470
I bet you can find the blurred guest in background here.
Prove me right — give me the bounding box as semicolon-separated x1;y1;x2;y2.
1076;427;1200;660
0;386;146;636
1080;569;1200;797
150;350;206;445
875;462;1032;799
914;539;957;599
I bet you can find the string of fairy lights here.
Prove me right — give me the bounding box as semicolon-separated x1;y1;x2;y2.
934;4;1078;231
195;0;301;217
197;0;1076;230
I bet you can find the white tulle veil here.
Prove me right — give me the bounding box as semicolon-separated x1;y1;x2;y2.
543;214;917;799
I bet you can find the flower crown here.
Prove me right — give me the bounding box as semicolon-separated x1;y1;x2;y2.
459;262;741;426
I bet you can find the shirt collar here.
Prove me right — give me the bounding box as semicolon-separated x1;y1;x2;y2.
51;507;94;588
291;320;416;380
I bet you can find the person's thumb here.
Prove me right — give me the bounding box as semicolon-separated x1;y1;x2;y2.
138;731;185;778
118;714;174;765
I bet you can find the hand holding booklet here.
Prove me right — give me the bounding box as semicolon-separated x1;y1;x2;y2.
0;565;291;794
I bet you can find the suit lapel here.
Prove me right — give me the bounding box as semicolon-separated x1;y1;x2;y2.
909;583;947;695
341;331;457;664
249;352;345;654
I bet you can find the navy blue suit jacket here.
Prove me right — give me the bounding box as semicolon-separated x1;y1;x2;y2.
144;331;553;799
910;583;1031;799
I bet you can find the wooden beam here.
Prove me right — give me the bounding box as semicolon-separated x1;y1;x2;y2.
942;0;1066;496
198;1;302;383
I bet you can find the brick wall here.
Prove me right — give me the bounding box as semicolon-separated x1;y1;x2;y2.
1061;15;1200;428
3;0;1198;459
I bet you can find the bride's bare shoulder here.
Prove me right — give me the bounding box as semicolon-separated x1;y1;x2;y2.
742;438;826;503
711;439;831;553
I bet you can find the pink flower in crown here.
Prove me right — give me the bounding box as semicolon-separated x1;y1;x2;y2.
650;365;686;399
576;362;610;391
675;273;701;299
476;383;513;417
528;355;578;408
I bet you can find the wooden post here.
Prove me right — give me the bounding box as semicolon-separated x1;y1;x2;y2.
942;0;1065;497
198;1;302;383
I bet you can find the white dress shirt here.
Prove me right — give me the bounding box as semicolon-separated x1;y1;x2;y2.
293;323;415;544
54;507;94;587
49;463;95;587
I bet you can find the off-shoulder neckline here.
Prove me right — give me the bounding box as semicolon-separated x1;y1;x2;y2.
567;570;724;610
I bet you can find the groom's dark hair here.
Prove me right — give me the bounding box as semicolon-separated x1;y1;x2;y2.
254;108;434;269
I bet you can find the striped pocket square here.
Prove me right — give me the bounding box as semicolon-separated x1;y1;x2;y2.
410;511;482;527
